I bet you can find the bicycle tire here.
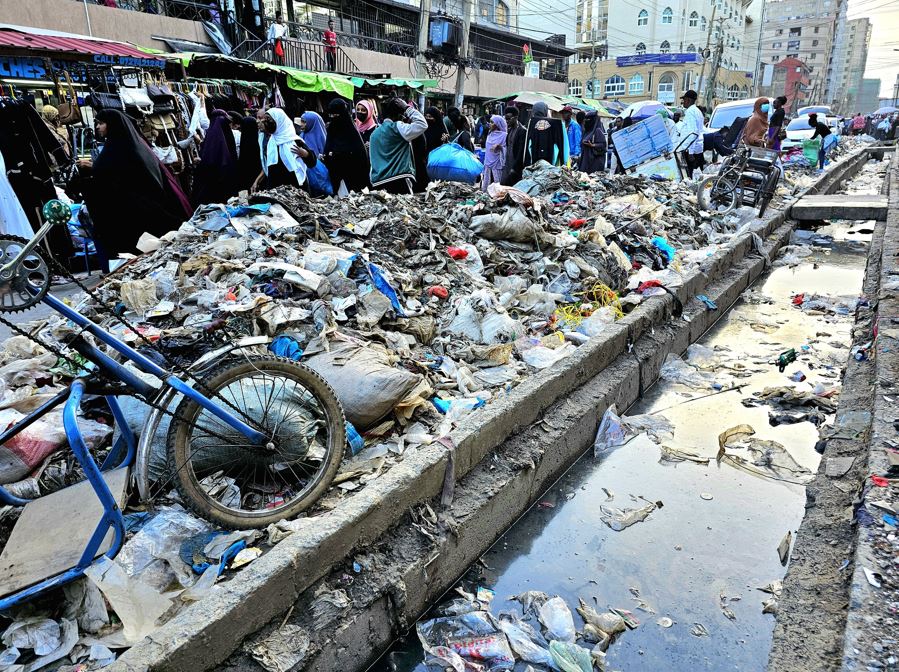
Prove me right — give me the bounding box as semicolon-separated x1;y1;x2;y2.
757;170;780;217
697;175;737;215
166;356;345;529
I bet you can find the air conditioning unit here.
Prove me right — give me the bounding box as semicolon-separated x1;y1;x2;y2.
429;17;462;56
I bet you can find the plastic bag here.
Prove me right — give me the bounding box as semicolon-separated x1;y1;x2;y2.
802;138;821;165
84;557;173;644
521;343;575;369
447;633;515;668
427;142;484;183
549;641;594;672
537;596;576;642
659;354;719;389
306;160;334;196
497;619;558;669
578;307;616;337
593;405;627;455
469;208;540;243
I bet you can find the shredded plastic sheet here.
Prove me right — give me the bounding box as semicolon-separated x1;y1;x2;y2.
599;499;658;531
716;424;814;484
245;624;310;672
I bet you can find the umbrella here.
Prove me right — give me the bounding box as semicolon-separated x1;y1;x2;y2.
620;100;665;119
875;106;898;115
602;101;625;114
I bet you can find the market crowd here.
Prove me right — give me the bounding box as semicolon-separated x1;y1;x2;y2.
28;95;617;268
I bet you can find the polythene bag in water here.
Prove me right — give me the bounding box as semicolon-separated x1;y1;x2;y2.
427;143;484;183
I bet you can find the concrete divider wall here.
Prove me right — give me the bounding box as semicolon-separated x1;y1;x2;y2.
109;148;876;672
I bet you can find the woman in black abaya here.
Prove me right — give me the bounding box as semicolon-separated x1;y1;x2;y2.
322;98;370;193
235;116;262;193
76;109;191;257
192;109;238;206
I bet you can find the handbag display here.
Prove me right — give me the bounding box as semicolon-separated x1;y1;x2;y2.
88;91;124;112
147;80;175;113
119;87;154;115
56;72;82;125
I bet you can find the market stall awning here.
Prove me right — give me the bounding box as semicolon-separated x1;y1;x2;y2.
0;24;164;64
162;52;356;98
349;77;439;90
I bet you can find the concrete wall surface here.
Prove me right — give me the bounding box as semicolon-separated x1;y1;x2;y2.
0;0;212;51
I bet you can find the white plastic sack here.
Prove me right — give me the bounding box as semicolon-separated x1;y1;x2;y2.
497;619;558;669
593;405;627;455
304;343;425;429
521;343;575;369
469;208;541;243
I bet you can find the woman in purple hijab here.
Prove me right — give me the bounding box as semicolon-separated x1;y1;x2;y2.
481;114;507;191
192;109;238;207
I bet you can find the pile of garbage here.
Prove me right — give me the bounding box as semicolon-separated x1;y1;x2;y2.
0;162;744;506
415;588;640;671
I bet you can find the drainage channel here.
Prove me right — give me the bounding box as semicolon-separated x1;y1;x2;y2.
367;158;888;672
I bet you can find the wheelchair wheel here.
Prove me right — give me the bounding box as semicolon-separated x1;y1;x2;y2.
166;356;345;529
697;175;738;215
757;170;780;217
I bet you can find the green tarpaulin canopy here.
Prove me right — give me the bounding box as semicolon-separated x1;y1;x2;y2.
349;77;438;89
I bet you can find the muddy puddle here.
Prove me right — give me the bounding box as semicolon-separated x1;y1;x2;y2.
369;161;886;672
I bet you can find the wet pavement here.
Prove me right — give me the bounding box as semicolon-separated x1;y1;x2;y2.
370;162;885;672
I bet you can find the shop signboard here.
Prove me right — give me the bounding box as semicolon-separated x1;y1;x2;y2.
616;53;700;67
0;54;164;83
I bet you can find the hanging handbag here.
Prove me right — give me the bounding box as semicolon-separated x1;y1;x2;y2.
88;91;124;111
57;71;82;125
147;77;175;113
119;86;154;115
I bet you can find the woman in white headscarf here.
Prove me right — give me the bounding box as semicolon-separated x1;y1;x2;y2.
252;108;317;191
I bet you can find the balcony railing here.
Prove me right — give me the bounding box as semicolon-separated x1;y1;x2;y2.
232;37;359;75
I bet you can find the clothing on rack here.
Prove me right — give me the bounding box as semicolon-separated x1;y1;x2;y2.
0;149;32;239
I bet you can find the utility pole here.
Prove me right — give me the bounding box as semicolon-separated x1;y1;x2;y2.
753;0;767;96
454;0;472;109
590;29;597;99
416;0;431;110
697;4;716;103
704;18;725;112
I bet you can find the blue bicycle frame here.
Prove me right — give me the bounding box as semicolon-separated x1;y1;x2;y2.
0;292;269;609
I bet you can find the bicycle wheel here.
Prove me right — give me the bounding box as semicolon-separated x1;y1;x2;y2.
697;175;738;215
166;356;345;529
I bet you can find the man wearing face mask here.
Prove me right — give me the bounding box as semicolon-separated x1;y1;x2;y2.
742;98;770;147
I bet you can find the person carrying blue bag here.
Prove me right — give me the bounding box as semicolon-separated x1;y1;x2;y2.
369;98;427;195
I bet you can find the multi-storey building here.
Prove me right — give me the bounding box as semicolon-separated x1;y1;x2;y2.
569;0;762;105
759;0;848;103
832;18;871;113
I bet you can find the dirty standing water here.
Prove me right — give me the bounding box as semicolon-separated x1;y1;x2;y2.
370;161;886;672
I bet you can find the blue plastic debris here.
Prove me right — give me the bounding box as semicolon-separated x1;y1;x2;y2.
180;531;247;575
226;203;272;218
696;294;718;310
368;263;406;317
651;236;676;263
431;398;452;414
346;422;364;455
884;514;898;527
269;335;304;360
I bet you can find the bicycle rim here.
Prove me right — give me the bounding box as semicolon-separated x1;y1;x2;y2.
168;358;344;527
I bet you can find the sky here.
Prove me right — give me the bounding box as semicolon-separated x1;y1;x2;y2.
849;0;899;99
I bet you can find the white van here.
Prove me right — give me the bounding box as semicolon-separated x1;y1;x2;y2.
707;97;770;133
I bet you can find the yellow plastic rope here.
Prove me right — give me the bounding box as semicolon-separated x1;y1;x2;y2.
575;282;624;319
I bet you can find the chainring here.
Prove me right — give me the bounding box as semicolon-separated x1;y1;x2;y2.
0;236;51;312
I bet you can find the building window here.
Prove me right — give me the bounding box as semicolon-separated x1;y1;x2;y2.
789;27;801;36
809;52;816;59
662;7;673;24
684;71;692;89
701;16;707;30
689;11;698;26
658;73;676;102
629;73;644;95
775;28;783;35
814;26;819;33
772;41;782;48
496;0;508;26
478;0;493;20
727;84;740;100
660;40;671;53
605;74;626;96
812;39;818;46
637;9;648;26
686;43;696;52
636;42;647;54
568;78;583;96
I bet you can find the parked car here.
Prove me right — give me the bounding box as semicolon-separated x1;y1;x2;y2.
707;97;770;133
797;105;832;117
781;115;842;150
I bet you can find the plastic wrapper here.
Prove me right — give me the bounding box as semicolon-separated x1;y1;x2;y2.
659;354;720;389
593;405;627;455
417;611;496;650
548;641;594;672
446;633;515;669
599;500;658;531
496;619;558;669
537;596;576;642
521;343;575;369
